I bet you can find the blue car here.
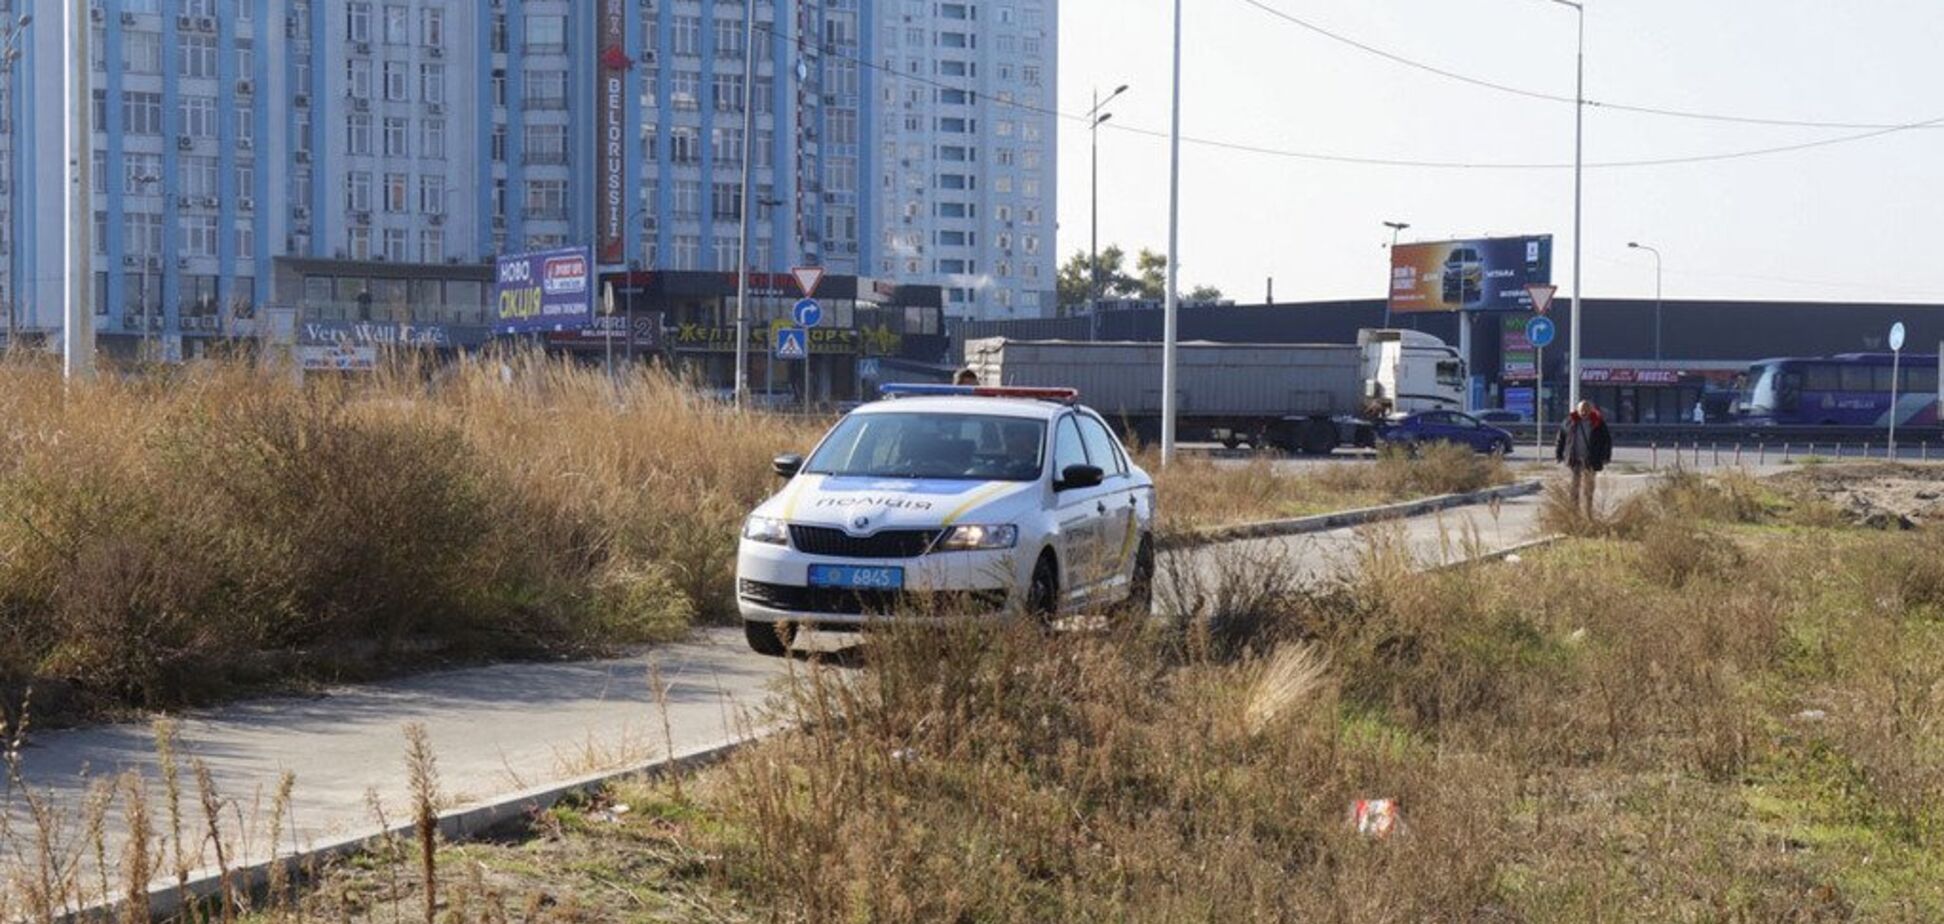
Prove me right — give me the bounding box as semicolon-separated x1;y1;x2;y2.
1378;411;1516;456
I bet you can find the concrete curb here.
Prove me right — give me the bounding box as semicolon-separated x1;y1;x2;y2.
1426;533;1565;572
1160;480;1544;551
74;729;774;922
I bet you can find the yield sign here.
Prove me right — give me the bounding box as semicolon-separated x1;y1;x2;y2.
1524;283;1558;315
792;266;826;298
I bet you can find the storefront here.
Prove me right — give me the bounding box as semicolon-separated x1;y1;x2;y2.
603;270;948;403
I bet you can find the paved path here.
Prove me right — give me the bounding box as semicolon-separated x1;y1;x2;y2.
2;473;1652;903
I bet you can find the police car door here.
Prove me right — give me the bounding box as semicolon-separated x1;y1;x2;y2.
1050;413;1108;600
1075;413;1137;597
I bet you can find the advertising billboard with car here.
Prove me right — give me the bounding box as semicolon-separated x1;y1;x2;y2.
1390;235;1553;313
494;246;593;333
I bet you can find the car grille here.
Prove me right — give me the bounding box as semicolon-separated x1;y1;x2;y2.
739;580;1007;617
788;526;941;559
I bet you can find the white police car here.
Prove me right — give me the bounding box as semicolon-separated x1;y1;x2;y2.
736;384;1157;655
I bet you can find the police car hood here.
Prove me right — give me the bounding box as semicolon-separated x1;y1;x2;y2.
761;475;1041;533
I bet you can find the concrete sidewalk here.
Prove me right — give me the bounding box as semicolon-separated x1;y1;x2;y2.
4;472;1650;907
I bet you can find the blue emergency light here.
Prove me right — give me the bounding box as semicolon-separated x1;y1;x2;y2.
878;383;1079;402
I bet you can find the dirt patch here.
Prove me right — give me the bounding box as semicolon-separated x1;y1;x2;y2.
1773;462;1944;529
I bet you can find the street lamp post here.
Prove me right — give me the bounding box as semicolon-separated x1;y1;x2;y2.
1161;0;1182;465
1087;84;1127;314
731;0;756;409
1381;220;1409;328
0;12;30;354
1628;242;1662;365
132;173;160;360
1552;0;1585;408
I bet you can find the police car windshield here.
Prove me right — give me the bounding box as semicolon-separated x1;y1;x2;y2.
804;412;1046;481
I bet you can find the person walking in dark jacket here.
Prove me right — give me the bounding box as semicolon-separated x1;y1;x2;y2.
1554;400;1612;516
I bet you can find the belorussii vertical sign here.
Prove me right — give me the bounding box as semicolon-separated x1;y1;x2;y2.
596;0;629;265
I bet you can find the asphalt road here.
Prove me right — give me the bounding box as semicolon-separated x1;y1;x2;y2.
3;473;1651;899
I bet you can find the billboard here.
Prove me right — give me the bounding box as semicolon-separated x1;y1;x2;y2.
1390;235;1553;313
494;246;594;333
595;0;629;265
1500;314;1536;381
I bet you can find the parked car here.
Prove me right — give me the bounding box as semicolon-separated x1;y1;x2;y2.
1378;410;1515;455
736;383;1157;656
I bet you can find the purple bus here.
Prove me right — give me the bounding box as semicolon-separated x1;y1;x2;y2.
1735;352;1941;428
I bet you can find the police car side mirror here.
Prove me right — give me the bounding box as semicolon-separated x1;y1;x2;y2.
772;454;804;479
1057;464;1104;491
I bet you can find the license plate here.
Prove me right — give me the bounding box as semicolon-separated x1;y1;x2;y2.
807;565;905;590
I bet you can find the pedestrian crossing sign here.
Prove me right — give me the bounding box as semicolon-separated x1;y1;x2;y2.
775;326;808;360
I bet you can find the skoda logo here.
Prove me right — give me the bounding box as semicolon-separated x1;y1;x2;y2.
851;515;871;530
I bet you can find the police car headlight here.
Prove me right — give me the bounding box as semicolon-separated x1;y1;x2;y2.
742;515;790;546
934;524;1018;552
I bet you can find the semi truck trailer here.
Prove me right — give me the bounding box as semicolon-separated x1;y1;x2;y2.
962;329;1465;455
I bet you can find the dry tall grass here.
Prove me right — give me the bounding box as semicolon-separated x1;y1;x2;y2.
13;470;1943;921
0;353;822;716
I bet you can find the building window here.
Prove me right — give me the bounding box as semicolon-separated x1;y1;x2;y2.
383;229;408;262
711;183;742;220
125;153;163;193
712;73;744;112
525;180;568;219
419;176;443;214
525;14;567;54
672;16;700;55
384;62;408;101
421;8;444;47
713;17;745;56
347;172;372;212
347;114;373;155
127;212;164;255
383;117;408;157
525;71;568;108
672;181;699;219
671;235;700;270
348;59;372;99
179;35;218;79
711;126;743;166
383;5;409;45
123;91;163;135
348;227;373;260
123;32;162;74
419;64;445;104
347;3;372;43
180;96;216;138
384;173;408;212
180;156;218;197
524;124;567;164
180;215;219;257
419;229;444;264
491;124;506;162
670;126;698;164
421;120;445;159
235;219;254;259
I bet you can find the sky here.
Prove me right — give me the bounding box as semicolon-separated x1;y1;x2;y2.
1054;0;1944;306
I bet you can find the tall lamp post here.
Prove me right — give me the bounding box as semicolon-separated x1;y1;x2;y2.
1552;0;1585;408
1381;220;1409;328
731;0;756;409
1161;0;1182;465
1627;242;1662;365
132;173;160;359
1086;84;1127;314
1;11;30;353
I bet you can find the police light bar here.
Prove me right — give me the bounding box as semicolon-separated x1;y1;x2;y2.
879;383;1080;402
